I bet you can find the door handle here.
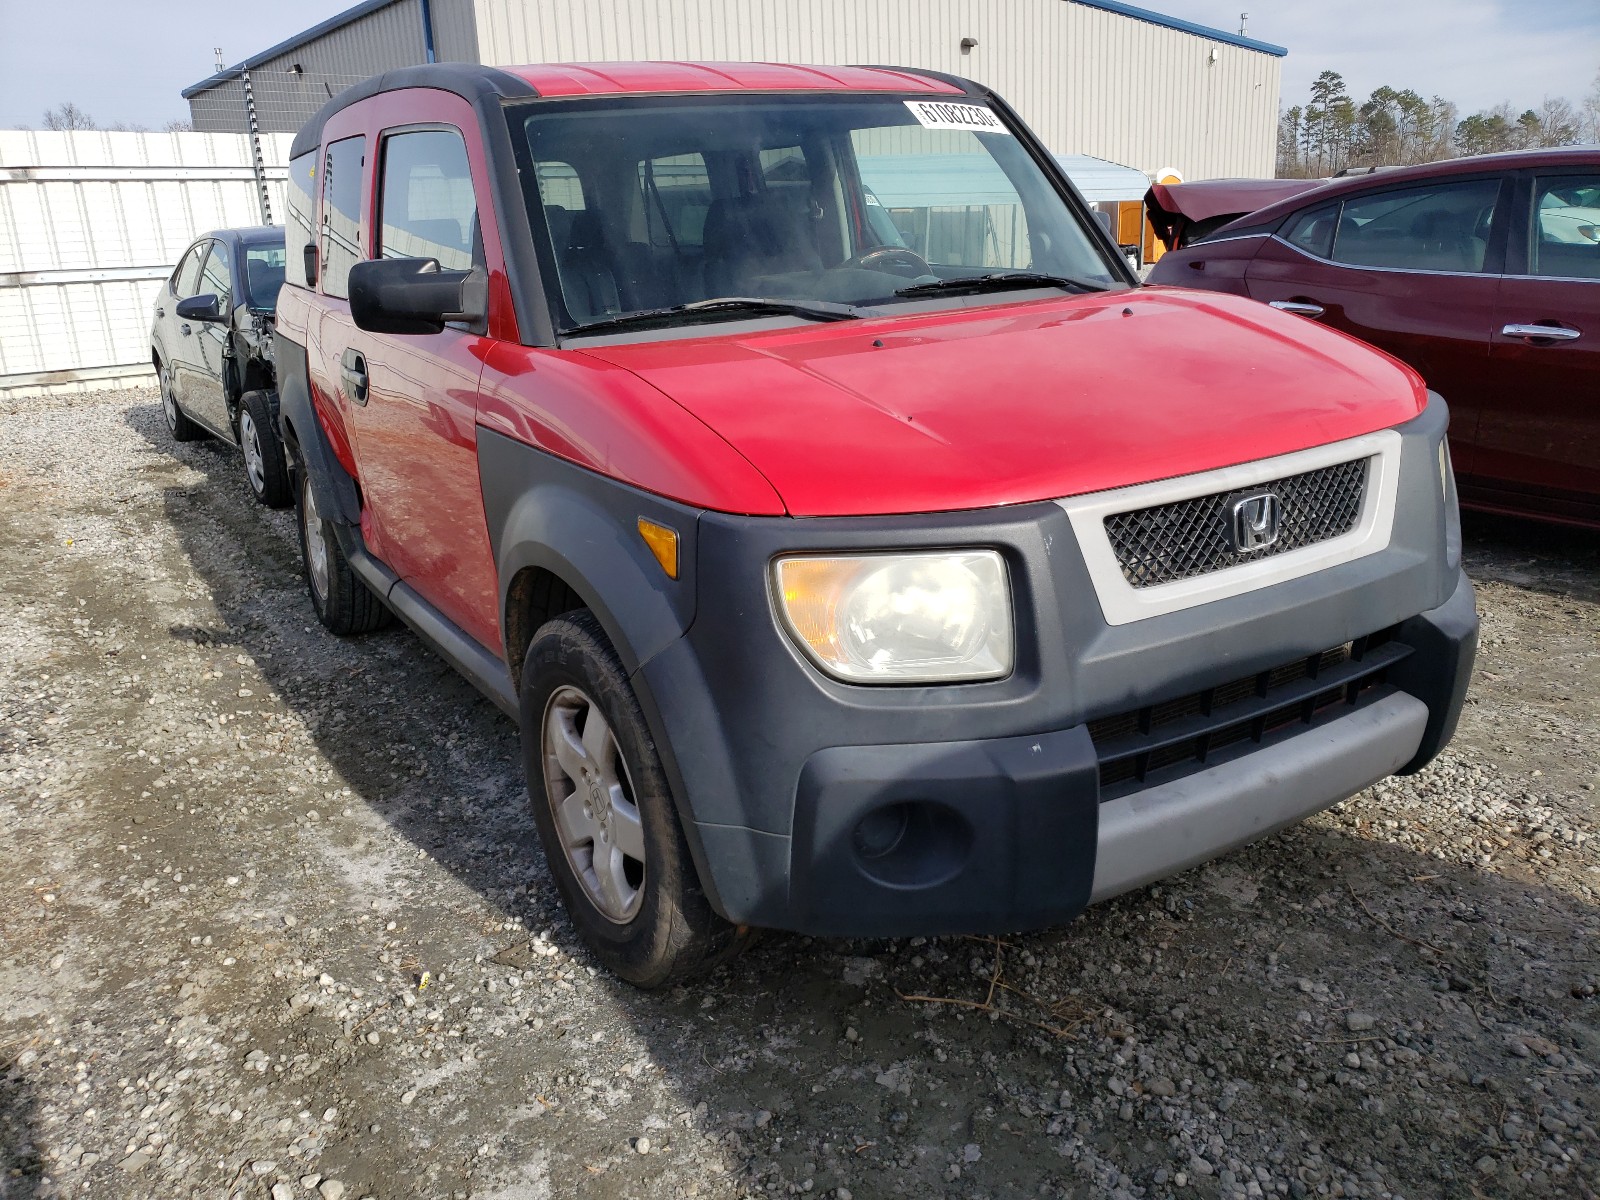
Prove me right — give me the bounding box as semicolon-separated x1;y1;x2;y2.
180;324;192;336
156;307;166;318
1501;323;1580;342
340;348;369;405
1270;300;1325;318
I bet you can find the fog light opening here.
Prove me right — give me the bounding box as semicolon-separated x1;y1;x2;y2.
853;803;912;860
850;801;972;889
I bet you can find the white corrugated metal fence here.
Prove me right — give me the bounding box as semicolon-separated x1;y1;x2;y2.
0;131;290;397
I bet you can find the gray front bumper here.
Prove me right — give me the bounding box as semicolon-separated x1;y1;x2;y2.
1090;691;1429;902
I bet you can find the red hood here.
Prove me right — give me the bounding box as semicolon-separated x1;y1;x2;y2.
579;288;1427;518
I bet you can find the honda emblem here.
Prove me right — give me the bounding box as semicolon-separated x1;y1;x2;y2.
1229;491;1281;553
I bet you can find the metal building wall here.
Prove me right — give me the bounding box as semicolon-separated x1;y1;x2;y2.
188;1;430;135
0;131;290;397
470;0;1281;179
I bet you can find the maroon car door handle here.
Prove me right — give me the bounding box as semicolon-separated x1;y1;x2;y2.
1501;323;1581;342
1269;300;1325;319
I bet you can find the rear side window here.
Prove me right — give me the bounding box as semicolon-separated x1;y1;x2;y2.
197;243;232;307
1530;174;1600;280
639;153;711;248
321;136;367;299
851;126;1033;270
172;243;207;297
378;128;478;272
1282;202;1339;259
1330;180;1501;274
284;150;318;288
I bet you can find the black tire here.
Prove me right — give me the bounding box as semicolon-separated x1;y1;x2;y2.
157;354;205;443
240;390;292;509
521;611;748;988
295;467;393;636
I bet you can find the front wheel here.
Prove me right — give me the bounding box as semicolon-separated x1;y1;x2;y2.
239;391;291;508
295;468;393;636
522;611;747;987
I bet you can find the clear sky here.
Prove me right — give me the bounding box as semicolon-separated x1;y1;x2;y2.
1152;0;1599;115
1;0;1597;131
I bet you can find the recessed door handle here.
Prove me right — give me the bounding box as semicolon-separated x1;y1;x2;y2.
340;347;369;405
156;307;166;318
1502;323;1580;342
1270;300;1325;318
180;324;192;336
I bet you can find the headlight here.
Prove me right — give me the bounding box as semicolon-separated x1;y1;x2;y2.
772;551;1013;683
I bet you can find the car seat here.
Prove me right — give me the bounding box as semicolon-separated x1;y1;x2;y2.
246;257;285;308
545;205;621;321
701;193;823;295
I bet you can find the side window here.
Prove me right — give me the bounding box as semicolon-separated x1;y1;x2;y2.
536;161;585;211
1282;202;1339;259
196;243;232;306
321;135;367;299
172;243;207;297
284;150;318;288
1530;174;1600;281
1330;179;1501;274
638;153;711;248
851;127;1032;269
379;128;478;271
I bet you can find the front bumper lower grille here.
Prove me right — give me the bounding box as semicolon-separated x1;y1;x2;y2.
1088;626;1409;799
1104;457;1369;588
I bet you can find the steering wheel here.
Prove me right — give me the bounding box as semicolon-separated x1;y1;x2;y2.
842;246;933;277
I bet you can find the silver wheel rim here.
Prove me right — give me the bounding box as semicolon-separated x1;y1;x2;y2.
161;367;177;430
301;479;330;604
240;409;266;493
541;685;647;924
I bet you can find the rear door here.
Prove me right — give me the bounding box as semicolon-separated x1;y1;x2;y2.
1244;175;1510;475
1479;170;1600;523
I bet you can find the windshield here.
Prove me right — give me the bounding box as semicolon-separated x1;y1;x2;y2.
242;240;287;312
506;94;1124;334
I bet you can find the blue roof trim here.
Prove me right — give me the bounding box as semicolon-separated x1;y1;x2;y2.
182;0;404;98
1071;0;1288;57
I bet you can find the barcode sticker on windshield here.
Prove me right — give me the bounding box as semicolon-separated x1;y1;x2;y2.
904;100;1011;135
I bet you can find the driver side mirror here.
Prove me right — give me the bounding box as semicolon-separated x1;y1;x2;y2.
349;257;486;335
175;293;224;322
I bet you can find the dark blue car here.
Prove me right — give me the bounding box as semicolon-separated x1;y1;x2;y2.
150;226;291;507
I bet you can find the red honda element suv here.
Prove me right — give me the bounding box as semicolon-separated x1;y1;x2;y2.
273;62;1476;986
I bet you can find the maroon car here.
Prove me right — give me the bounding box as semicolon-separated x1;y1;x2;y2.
1149;149;1600;529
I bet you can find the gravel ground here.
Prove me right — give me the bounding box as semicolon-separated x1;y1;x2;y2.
1;386;1597;1200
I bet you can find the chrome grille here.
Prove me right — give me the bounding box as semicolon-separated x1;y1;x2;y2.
1104;458;1369;589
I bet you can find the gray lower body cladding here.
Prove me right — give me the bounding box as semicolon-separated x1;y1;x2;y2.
630;397;1475;934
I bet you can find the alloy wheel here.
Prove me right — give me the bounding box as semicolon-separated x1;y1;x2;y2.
541;685;647;923
240;409;266;494
300;479;330;606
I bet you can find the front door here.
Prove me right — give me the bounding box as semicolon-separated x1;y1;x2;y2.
340;117;502;652
1479;170;1600;524
1245;175;1509;477
185;241;237;440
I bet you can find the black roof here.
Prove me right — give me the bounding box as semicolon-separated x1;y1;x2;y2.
287;63;538;159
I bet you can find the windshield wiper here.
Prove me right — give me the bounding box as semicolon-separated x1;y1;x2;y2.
563;296;862;337
894;271;1110;299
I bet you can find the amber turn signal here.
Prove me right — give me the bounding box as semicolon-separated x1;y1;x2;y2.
638;518;679;579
